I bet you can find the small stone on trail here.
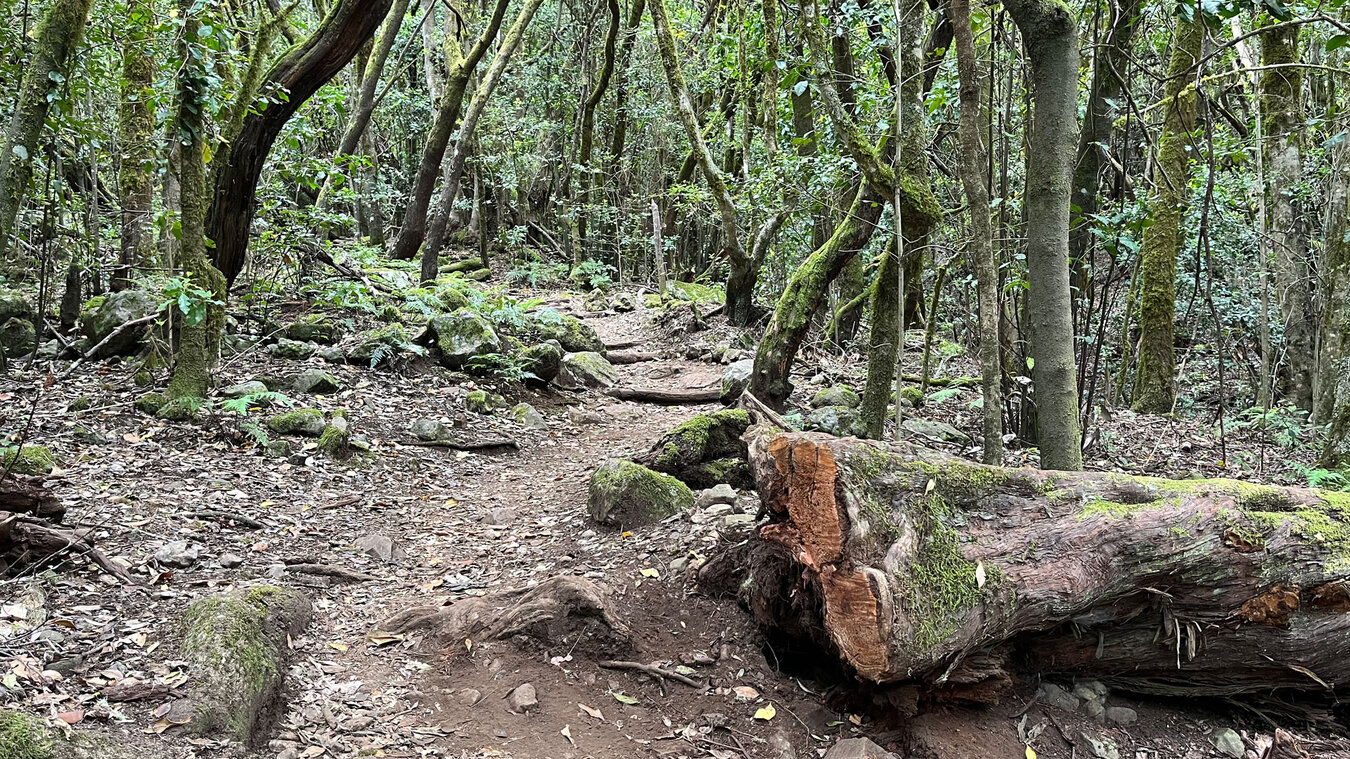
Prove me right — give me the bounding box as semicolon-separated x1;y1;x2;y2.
511;402;549;430
1039;682;1080;712
154;540;200;568
701;712;728;729
507;683;538;713
1213;728;1244;758
768;729;798;759
355;534;394;562
1081;732;1120;759
221;380;268;398
1104;706;1137;725
694;483;738;509
293;368;342;394
822;737;898;759
219;553;244;569
719;359;753;402
485;508;515;526
457;688;483;706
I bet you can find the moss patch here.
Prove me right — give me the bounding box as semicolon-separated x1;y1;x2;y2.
588;458;695;528
0;710;53;759
267;409;325;436
2;445;55;475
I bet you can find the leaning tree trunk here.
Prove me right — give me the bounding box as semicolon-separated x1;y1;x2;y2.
1003;0;1082;470
736;418;1350;699
574;0;621;257
207;0;396;285
1132;19;1202;414
0;0;94;264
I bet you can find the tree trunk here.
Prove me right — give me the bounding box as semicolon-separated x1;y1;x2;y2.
387;0;512;262
167;0;227;400
113;0;157;291
1318;139;1350;466
575;0;621;256
1133;19;1202;414
737;422;1350;698
207;0;397;284
1002;0;1082;470
0;0;94;263
949;0;1001;464
419;0;547;283
1262;20;1313;411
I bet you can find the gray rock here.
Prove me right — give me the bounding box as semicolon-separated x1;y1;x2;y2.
694;484;738;509
1073;683;1101;703
284;316;341;344
270;338;318;361
718;513;756;533
219;553;245;569
80;289;158;357
267;409;326;437
588;459;695;529
804;405;867;437
0;288;34;324
811;385;861;409
221;380;268;399
822;737;898;759
1104;706;1137;726
411;418;451;442
527;311;604;353
457;688;482;706
691;504;734;524
511;402;549;430
318;346;346;363
1081;732;1119;759
1213;728;1244;758
154;541;200;568
507;683;538;713
1038;682;1080;712
1083;698;1104;721
558;351;618;388
567;407;605;425
355;534;394;562
734;492;760;514
0;317;36;354
901;417;973;445
293;368;342;395
429;309;500;369
485;508;515;526
719;359;753;402
767;729;798;759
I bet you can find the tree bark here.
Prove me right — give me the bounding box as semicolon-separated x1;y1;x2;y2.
575;0;622;255
113;0;157;291
738;423;1350;697
0;0;94;263
1000;0;1082;470
948;0;1000;464
207;0;396;285
1133;19;1202;414
1318;138;1350;466
1262;19;1312;411
419;0;547;283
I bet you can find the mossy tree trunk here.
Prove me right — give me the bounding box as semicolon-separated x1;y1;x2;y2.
1262;19;1313;411
1318;138;1350;466
950;0;1001;464
206;0;397;284
1132;19;1202;414
574;0;621;257
1002;0;1082;470
419;0;547;284
389;0;512;262
0;0;94;263
113;0;157;291
167;0;227;400
736;424;1350;698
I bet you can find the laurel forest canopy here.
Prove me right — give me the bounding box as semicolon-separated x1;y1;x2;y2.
1;0;1350;473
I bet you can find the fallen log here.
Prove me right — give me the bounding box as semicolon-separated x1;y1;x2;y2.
607;387;721;404
607;350;661;365
0;475;63;521
737;423;1350;699
1;512;138;584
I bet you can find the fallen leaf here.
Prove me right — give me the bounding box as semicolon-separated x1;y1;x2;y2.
365;630;405;646
753;704;776;720
640;568;660;578
612;692;639;705
329;642;349;653
560;724;573;745
1026;747;1038;759
578;703;604;720
975;561;987;589
732;685;759;700
56;710;84;725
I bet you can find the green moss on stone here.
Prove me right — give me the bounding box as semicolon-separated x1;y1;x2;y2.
1;445;55;475
267;409;325;436
134;391;166;415
588;458;695;528
0;709;53;759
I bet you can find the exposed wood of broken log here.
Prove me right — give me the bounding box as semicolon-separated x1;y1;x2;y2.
284;562;379;583
0;475;64;521
900;374;980;388
598;659;704;688
606;350;661;365
185;509;265;530
58;312;160;378
738;422;1350;698
607;387;721;404
604;339;644;350
2;512;139;585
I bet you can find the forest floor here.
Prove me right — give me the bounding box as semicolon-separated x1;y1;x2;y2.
0;277;1342;759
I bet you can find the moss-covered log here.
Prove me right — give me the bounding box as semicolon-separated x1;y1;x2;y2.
737;423;1350;698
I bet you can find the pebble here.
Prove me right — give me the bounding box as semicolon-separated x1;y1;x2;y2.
1213;728;1244;758
355;534;395;562
153;541;200;568
219;552;245;568
507;683;538;713
1104;706;1137;726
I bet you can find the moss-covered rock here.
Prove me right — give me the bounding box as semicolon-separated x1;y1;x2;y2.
526;311;605;353
686;457;755;491
898;386;925;408
292;368;342;395
0;317;36;354
434;284;471;312
2;445;56;475
156;397;204;422
284;314;342;344
804;405;867;438
269;338;317;361
0;709;52;759
79;289;157;358
428;309;500;369
465;268;492;281
588;458;694;529
511;402;548;429
520;343;563;384
464;390;505;414
812;385;860;409
558;351;618;388
182;586;312;745
135;391;167;415
221;380;268;399
345;324;410;367
0;288;35;325
66;396;92;412
641;408;751;480
317;410;349;458
901;417;973;446
267;409;325;437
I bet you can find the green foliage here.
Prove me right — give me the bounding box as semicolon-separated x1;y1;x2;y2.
569;260;615;291
160;274;220;327
220;390;295;416
1293;464;1350;491
465;351;538;383
507;261;569;288
1230;405;1310;449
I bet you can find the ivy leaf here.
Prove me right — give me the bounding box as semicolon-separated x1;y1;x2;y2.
1327;34;1349;53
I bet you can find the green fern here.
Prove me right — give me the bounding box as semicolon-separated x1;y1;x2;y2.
220;391;295;416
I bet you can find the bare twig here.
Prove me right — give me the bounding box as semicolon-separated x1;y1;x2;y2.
598;659;704;689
